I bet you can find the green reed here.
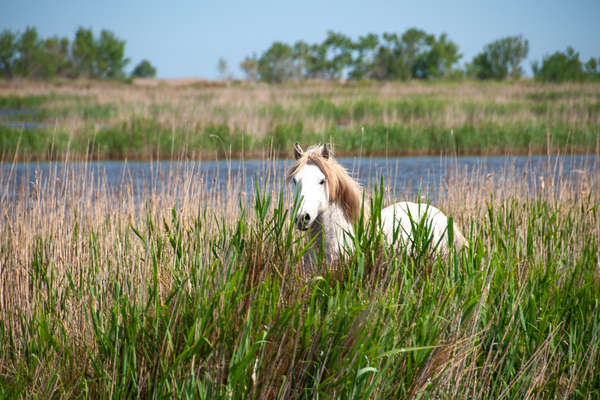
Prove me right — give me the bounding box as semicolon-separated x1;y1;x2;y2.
1;172;599;398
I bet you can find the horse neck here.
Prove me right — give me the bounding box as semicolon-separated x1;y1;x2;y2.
309;200;355;257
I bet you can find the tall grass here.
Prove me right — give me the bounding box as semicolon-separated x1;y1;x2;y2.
1;155;599;398
1;80;599;159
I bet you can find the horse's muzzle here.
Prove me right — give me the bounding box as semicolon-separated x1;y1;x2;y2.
295;213;312;230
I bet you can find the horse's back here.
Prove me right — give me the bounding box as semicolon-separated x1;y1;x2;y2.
380;201;466;253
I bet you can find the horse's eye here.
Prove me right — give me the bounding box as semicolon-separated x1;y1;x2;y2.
319;179;325;185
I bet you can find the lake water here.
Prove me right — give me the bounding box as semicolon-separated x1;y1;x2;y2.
1;155;598;205
0;109;43;130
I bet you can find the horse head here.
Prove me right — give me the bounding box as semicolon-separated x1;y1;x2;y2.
289;143;331;230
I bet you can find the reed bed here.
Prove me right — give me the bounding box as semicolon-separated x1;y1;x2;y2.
1;153;599;398
1;80;599;159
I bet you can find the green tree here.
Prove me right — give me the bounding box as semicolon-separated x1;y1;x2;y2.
370;29;461;80
306;42;328;79
402;28;432;79
72;27;96;77
0;26;133;80
322;31;353;79
372;32;406;80
292;40;311;78
58;37;73;76
0;29;18;78
532;47;583;82
96;29;129;78
471;35;529;79
249;28;461;82
422;33;461;78
258;42;296;83
16;26;41;77
349;33;379;79
131;59;157;78
38;36;71;78
584;57;600;79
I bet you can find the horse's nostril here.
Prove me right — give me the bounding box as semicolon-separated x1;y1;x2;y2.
304;214;310;222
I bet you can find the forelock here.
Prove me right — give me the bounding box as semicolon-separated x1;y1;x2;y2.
287;146;330;182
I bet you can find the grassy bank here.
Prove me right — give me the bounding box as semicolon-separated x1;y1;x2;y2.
1;157;599;398
0;80;599;160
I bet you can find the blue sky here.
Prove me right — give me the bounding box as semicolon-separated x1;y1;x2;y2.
1;0;599;78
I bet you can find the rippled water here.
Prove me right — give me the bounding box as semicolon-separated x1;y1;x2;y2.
2;155;598;206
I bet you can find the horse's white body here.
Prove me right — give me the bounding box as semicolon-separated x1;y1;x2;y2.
380;201;459;252
289;144;467;264
308;199;457;261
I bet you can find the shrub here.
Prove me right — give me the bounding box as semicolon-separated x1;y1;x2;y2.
532;47;583;82
131;59;157;78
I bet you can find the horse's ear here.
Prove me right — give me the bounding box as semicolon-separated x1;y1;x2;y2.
293;143;303;160
321;143;330;159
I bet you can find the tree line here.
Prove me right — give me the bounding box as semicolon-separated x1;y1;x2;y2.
240;29;600;83
0;26;156;79
1;26;598;83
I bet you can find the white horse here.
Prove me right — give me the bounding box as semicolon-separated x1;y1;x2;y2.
288;143;467;264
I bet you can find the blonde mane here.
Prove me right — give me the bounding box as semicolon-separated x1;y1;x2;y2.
287;145;364;223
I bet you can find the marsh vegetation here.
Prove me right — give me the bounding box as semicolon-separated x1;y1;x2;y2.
0;80;599;160
1;152;599;398
1;80;599;398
